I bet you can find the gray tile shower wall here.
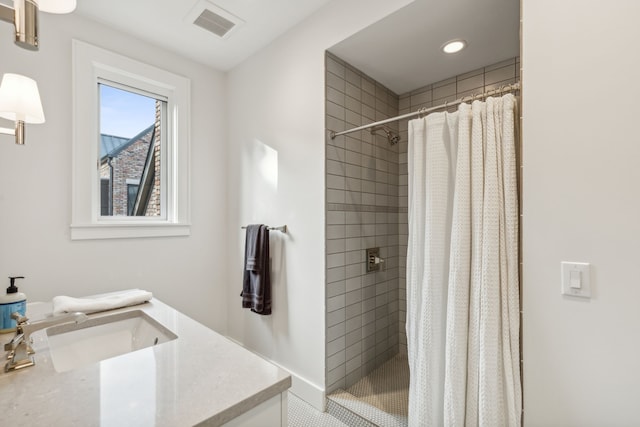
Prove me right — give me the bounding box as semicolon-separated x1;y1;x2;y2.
325;52;401;393
325;52;520;393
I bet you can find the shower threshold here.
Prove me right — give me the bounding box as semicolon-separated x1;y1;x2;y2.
327;353;409;427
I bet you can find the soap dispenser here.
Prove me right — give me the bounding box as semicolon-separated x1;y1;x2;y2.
0;276;27;333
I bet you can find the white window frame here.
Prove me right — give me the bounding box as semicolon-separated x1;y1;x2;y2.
71;39;191;240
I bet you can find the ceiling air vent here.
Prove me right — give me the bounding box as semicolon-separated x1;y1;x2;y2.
194;9;235;38
186;1;244;40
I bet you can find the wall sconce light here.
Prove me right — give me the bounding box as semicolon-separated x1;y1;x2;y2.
0;73;45;145
0;0;76;50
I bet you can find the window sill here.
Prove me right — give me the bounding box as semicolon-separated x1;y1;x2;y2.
70;222;191;240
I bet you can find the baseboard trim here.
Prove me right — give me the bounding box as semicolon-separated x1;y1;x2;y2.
287;371;326;412
224;336;326;412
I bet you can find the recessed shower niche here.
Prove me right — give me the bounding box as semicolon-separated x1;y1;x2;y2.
324;0;520;424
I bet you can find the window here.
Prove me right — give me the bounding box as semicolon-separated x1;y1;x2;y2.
100;178;110;216
99;84;163;218
127;183;140;216
71;40;191;240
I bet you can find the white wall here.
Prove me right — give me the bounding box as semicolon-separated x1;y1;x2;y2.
226;0;412;406
0;13;228;332
522;1;640;425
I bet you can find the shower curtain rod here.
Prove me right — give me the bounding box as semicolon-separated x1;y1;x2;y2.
329;81;520;140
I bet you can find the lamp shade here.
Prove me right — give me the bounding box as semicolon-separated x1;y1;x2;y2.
37;0;76;14
0;73;45;124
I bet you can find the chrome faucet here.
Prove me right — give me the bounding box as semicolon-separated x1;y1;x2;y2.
4;311;88;372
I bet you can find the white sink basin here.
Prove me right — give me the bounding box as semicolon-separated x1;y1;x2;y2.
46;310;177;373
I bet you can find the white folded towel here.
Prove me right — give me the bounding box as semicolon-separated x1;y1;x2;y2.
52;289;153;315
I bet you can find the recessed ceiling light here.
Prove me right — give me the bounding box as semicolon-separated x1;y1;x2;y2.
442;39;467;54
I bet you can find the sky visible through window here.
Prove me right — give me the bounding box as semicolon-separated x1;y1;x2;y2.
100;84;156;139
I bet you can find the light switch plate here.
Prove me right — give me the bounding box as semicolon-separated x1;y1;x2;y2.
561;262;591;298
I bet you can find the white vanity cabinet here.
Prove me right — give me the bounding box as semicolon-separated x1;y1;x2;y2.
221;392;287;427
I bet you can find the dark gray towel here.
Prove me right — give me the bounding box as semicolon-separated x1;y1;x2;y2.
241;225;271;315
244;224;262;272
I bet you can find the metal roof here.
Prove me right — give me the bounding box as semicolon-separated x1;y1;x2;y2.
100;124;154;160
100;134;130;158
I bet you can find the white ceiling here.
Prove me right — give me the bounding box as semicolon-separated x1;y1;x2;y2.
20;0;517;94
329;0;520;94
73;0;333;71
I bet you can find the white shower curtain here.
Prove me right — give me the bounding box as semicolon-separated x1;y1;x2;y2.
406;94;521;427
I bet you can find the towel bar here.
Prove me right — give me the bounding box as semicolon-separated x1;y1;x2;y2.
241;225;287;233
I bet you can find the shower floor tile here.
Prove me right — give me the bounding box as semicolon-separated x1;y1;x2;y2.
328;353;409;427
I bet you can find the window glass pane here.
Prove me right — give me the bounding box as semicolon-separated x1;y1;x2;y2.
98;83;163;217
100;178;110;216
127;184;139;216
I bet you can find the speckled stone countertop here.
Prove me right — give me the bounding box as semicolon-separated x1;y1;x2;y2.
0;298;291;426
